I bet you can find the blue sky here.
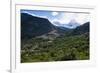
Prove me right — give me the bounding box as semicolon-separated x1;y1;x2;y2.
21;9;90;26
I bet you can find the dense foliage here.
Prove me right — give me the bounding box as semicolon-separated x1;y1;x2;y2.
21;33;89;63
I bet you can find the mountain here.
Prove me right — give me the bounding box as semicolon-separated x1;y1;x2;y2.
71;22;89;35
21;13;55;39
21;12;89;40
21;13;69;39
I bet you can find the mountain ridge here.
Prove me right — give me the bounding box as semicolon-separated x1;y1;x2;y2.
21;13;55;39
21;13;70;39
21;13;89;40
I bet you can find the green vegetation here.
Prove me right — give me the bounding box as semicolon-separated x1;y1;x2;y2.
21;33;89;63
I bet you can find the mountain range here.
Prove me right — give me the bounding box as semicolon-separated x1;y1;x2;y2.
21;13;55;39
21;13;89;39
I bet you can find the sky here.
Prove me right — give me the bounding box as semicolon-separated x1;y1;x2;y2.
21;9;90;26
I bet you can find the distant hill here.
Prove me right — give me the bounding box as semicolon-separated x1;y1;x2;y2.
21;13;56;39
71;22;89;35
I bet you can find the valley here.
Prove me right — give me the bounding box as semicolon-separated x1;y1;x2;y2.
21;13;90;63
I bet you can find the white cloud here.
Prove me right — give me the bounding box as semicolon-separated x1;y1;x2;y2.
51;12;90;25
59;13;76;24
75;14;90;25
52;12;59;16
22;10;90;26
51;13;76;24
